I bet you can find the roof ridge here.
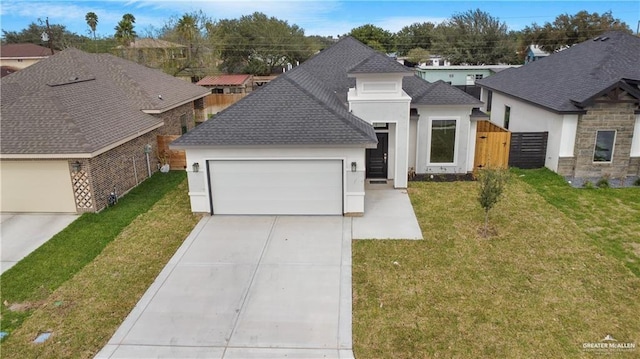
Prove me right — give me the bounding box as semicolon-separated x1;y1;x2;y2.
283;69;375;143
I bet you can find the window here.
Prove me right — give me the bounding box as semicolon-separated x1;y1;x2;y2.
429;119;457;163
448;74;454;78
504;106;511;129
180;114;188;135
593;130;616;162
475;74;483;80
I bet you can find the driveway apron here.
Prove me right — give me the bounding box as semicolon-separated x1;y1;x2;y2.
96;216;354;359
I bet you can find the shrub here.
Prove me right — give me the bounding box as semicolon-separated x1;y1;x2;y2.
477;168;509;237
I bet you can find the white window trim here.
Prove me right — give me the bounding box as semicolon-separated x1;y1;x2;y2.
426;117;460;166
593;129;617;164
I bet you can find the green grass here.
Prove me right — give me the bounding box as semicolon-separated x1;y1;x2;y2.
353;173;640;358
512;168;640;277
0;171;186;335
0;178;200;358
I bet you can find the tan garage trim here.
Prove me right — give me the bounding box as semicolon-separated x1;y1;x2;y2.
0;160;76;213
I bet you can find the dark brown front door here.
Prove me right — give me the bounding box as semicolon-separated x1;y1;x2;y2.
366;133;388;178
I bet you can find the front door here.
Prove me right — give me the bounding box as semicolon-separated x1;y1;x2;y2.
366;133;388;178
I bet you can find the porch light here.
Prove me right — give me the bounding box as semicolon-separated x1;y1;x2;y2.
192;162;200;172
351;162;357;172
71;161;81;172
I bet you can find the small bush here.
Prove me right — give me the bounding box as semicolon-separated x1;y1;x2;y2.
477;168;509;237
583;181;594;189
634;178;640;187
596;178;610;189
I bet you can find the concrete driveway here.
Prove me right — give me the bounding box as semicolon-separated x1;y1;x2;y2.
1;213;78;273
96;216;354;359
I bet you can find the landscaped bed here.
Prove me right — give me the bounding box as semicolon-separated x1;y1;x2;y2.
0;172;201;358
353;169;640;358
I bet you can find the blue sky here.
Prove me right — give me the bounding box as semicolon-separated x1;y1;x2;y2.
1;0;638;38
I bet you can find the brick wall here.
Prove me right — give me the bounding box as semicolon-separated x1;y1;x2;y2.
76;101;196;212
152;102;196;135
573;101;637;179
557;157;576;176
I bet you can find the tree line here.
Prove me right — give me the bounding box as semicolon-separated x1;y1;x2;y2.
1;9;633;77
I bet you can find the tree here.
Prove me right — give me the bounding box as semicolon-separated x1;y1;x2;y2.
477;169;509;237
521;11;632;53
406;47;430;65
157;11;216;78
211;12;312;75
349;24;395;53
395;22;435;56
431;9;517;65
2;21;88;49
114;13;136;46
85;12;98;41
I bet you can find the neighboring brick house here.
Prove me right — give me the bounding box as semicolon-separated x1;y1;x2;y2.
0;48;209;213
0;43;51;71
477;31;640;184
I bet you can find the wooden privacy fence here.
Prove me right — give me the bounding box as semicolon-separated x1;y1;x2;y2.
157;135;187;170
204;93;246;108
509;132;548;169
474;120;511;173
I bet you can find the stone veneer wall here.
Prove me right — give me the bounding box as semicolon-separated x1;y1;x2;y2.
573;101;637;179
73;102;196;212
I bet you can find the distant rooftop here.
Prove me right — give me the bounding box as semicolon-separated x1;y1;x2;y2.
196;74;252;86
1;43;52;58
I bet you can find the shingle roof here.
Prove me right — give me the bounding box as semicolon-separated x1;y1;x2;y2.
348;52;414;74
0;43;52;58
477;31;640;113
1;66;18;78
403;77;482;106
172;36;478;148
196;74;251;86
1;48;209;156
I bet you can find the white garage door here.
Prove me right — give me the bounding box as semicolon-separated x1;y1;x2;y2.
208;160;343;215
0;160;76;213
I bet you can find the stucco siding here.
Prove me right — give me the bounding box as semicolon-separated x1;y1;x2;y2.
415;106;473;174
184;147;366;215
0;160;76;213
489;92;565;172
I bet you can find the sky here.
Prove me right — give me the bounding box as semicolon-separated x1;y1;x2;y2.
0;0;638;38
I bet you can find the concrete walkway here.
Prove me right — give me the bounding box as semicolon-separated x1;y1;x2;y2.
1;213;78;273
97;184;421;358
96;216;354;359
352;181;423;240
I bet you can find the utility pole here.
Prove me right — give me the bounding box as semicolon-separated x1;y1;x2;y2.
42;17;54;55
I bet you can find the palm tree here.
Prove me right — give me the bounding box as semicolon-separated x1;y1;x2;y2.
114;13;136;46
176;14;197;62
85;12;98;41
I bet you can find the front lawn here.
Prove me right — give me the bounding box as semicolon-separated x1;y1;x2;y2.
0;172;200;358
353;171;640;358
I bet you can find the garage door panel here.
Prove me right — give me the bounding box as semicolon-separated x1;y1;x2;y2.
208;160;342;215
0;161;76;213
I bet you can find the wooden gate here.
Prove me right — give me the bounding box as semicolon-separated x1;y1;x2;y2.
474;120;511;173
509;132;548;169
157;135;187;170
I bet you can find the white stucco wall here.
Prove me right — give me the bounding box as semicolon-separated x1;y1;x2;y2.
0;58;44;69
489;92;577;172
348;73;411;188
414;106;474;174
631;114;640;157
183;147;366;215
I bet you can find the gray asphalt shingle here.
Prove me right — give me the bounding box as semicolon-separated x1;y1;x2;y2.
1;48;210;155
477;31;640;113
173;36;478;148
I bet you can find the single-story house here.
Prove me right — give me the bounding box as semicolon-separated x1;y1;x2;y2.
171;36;482;216
0;48;209;213
477;31;640;181
0;43;51;70
523;45;550;64
197;74;254;118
